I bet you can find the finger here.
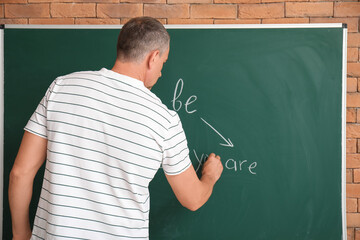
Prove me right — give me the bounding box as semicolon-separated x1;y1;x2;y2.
208;153;216;158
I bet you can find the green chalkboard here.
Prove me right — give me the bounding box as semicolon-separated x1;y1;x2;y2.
2;25;346;240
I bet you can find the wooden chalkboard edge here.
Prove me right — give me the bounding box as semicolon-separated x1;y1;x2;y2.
0;23;347;240
0;27;4;240
164;23;344;29
3;23;344;30
4;24;123;29
341;27;348;240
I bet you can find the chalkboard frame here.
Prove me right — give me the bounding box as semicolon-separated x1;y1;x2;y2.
0;23;347;239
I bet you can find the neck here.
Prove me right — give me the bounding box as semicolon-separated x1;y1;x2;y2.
111;59;146;83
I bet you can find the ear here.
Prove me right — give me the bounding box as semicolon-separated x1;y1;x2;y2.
147;50;160;70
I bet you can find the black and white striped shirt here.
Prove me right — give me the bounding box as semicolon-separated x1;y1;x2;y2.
26;68;192;239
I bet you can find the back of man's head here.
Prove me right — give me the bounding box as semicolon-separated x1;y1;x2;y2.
116;16;170;63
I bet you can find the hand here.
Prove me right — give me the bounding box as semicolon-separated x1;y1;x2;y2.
201;153;223;184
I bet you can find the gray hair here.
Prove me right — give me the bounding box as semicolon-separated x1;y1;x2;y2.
116;17;170;62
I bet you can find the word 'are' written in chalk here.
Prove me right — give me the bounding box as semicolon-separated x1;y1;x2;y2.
193;150;257;175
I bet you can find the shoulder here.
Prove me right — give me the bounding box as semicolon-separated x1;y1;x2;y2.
56;70;102;80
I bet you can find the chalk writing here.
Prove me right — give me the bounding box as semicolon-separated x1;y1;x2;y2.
193;149;208;173
172;78;258;175
171;78;234;148
171;78;197;114
192;150;257;175
225;159;257;175
200;118;234;148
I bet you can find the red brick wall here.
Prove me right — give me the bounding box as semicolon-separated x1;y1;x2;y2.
0;0;359;238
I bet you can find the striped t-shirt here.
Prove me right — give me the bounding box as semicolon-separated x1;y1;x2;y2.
25;68;192;239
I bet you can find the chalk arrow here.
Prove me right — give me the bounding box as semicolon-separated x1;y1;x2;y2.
200;117;234;148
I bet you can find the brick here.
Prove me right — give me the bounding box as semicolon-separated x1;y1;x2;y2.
348;154;360;168
30;0;119;2
348;63;360;78
348;34;360;48
158;19;166;25
51;3;95;18
238;3;284;19
355;168;360;181
350;79;359;93
310;18;358;33
348;198;358;212
120;18;166;24
347;213;360;227
349;78;358;92
349;228;355;240
215;19;261;24
5;4;49;18
348;138;357;153
335;2;360;18
262;18;309;24
169;0;210;3
348;169;354;183
191;4;237;19
348;48;359;62
355;169;360;183
0;0;26;3
144;4;189;19
348;108;357;123
29;18;74;24
347;184;360;198
355;228;360;240
76;18;121;25
349;124;360;138
98;4;142;18
121;0;164;2
356;229;360;240
357;114;360;126
286;2;333;18
347;93;360;107
0;5;3;18
215;0;259;3
168;18;213;24
262;0;306;2
311;0;357;1
0;18;27;24
346;108;358;123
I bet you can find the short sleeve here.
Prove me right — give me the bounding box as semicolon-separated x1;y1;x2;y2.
24;80;55;139
162;113;192;175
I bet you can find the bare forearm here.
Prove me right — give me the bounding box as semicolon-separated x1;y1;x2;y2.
166;166;212;211
166;153;223;211
190;175;216;211
9;131;47;239
9;171;33;239
191;154;223;210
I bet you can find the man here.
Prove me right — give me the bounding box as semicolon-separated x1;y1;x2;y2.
9;16;223;240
